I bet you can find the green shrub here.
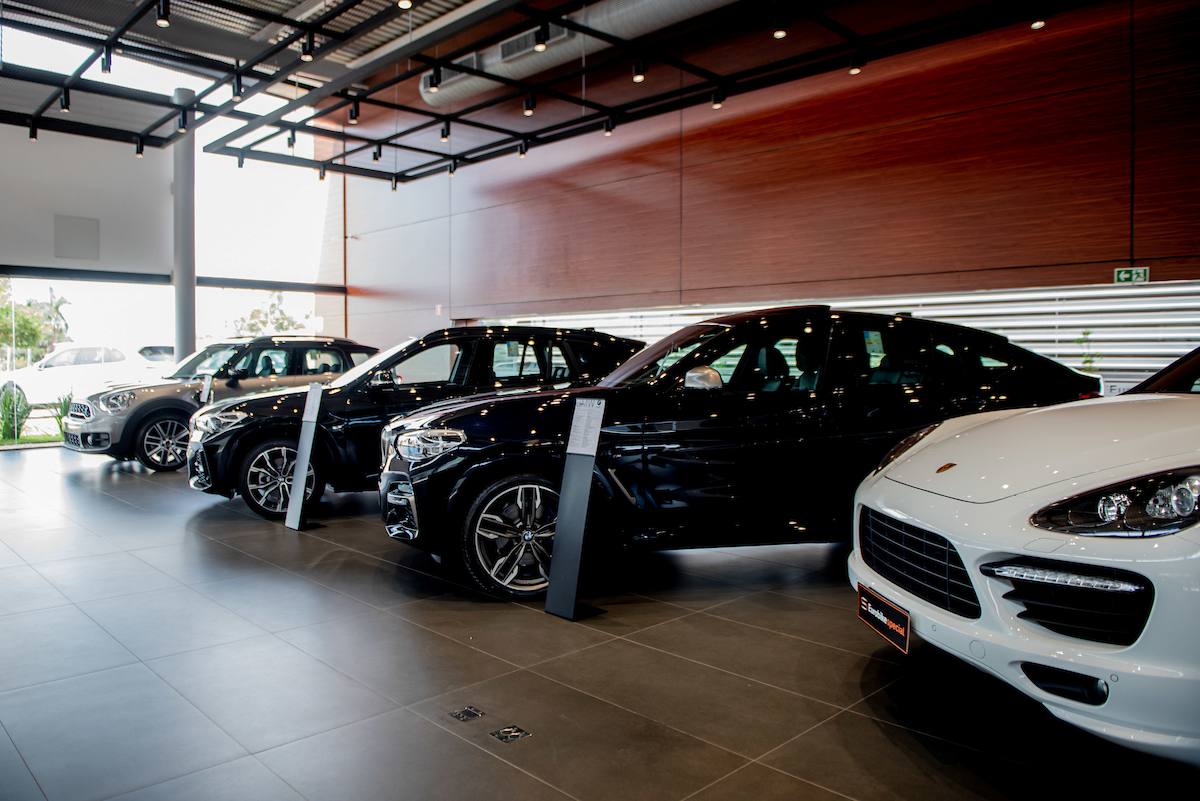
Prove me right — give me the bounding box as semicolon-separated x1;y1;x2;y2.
1;386;32;441
52;393;72;436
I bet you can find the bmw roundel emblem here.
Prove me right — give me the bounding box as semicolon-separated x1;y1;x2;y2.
936;462;957;474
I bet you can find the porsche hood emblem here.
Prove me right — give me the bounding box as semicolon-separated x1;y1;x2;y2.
935;463;957;474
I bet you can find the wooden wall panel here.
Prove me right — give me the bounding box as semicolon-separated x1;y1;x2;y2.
341;0;1200;325
681;81;1131;293
449;170;682;309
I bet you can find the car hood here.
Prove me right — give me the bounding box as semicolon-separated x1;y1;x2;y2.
84;376;198;402
886;394;1200;503
207;385;311;416
385;386;604;439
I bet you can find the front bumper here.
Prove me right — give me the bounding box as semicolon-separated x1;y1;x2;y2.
850;476;1200;767
62;408;125;455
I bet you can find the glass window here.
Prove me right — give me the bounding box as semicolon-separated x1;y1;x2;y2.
172;345;240;379
706;345;748;383
42;349;78;368
102;348;125;363
350;350;374;366
301;348;346;375
72;348;103;366
601;325;728;388
139;346;175;362
235;348;289;377
547;344;571;381
492;340;540;380
394;344;461;384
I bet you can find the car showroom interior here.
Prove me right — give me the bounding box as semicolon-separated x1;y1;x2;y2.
1;1;1198;799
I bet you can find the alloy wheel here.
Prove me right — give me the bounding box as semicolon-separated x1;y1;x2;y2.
142;419;189;468
245;445;315;513
474;483;558;592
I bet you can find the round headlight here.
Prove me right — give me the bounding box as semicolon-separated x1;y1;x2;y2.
98;390;136;413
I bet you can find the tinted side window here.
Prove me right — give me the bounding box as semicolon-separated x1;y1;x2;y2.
43;350;78;367
547;344;571;381
491;340;541;385
350;350;374;366
394;343;462;384
300;348;346;375
234;348;289;376
73;348;104;366
569;338;631;380
102;348;125;362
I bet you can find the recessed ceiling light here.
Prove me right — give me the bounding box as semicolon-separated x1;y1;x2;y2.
1031;20;1046;30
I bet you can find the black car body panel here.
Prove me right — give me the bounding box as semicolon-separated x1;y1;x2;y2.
187;326;644;500
380;307;1101;552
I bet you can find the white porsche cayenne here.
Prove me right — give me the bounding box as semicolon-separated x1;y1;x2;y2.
848;349;1200;766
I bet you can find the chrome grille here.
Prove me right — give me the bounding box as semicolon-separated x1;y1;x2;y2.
68;402;93;420
859;507;982;619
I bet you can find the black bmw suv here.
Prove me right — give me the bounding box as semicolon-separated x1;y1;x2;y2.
379;306;1101;597
187;326;643;518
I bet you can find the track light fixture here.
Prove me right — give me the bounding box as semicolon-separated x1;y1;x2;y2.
603;118;615;136
398;0;413;9
59;88;70;113
372;143;382;161
177;108;188;133
232;68;244;102
773;28;788;39
1030;19;1046;30
711;89;725;109
135;138;144;158
447;159;457;175
440;122;451;142
287;130;296;149
518;141;528;158
523;94;536;117
391;175;399;191
318;164;326;181
348;100;360;125
101;45;113;74
156;0;171;29
300;31;315;62
534;23;550;52
428;64;442;92
848;60;862;75
29;122;37;142
237;152;245;169
632;58;646;83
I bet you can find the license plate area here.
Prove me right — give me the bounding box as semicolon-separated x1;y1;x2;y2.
857;583;911;653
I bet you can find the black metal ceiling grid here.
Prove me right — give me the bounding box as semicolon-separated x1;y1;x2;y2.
0;0;1095;180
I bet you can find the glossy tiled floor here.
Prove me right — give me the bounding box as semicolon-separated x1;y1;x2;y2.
0;448;1193;801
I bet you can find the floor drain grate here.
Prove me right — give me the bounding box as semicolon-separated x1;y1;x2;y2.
490;725;531;743
449;705;484;722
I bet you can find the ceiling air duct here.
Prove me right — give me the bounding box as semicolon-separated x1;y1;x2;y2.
417;0;737;108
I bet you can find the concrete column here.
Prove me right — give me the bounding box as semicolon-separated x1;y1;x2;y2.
172;87;197;360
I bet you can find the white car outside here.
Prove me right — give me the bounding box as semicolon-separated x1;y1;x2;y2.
849;353;1200;766
3;344;168;405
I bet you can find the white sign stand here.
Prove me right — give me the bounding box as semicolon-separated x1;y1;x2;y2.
199;374;215;405
284;383;323;531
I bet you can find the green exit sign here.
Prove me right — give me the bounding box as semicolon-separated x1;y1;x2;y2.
1114;266;1150;284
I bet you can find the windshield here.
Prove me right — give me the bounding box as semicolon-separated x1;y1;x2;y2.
1128;348;1200;394
329;338;415;388
599;324;728;388
169;344;241;379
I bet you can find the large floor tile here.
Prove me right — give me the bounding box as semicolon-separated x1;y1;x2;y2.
79;587;264;659
0;664;245;801
688;763;845;801
705;590;902;660
130;539;281;585
0;566;70;616
759;711;1021;801
108;757;303;801
535;638;839;758
295;549;450;609
33;552;180;603
193;571;372;632
412;671;746;801
565;592;695;637
0;606;136;692
278;610;513;705
0;528;119;565
258;709;570;801
629;613;902;706
0;724;45;801
214;530;345;570
149;635;393;752
392;593;610;667
0;540;24;569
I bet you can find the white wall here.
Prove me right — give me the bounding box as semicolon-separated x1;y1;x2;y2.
0;125;173;275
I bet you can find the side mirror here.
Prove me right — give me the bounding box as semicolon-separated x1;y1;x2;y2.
368;368;395;389
37;362;49;370
684;365;723;391
225;367;248;387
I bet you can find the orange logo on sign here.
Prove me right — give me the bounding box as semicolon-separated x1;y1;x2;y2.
936;463;957;474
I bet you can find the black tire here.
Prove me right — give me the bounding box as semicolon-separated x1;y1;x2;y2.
237;437;325;520
133;411;190;471
2;382;26;407
458;474;558;599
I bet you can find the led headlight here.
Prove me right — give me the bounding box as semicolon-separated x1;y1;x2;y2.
393;428;466;463
1032;468;1200;537
192;410;248;437
873;423;940;475
98;390;136;413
